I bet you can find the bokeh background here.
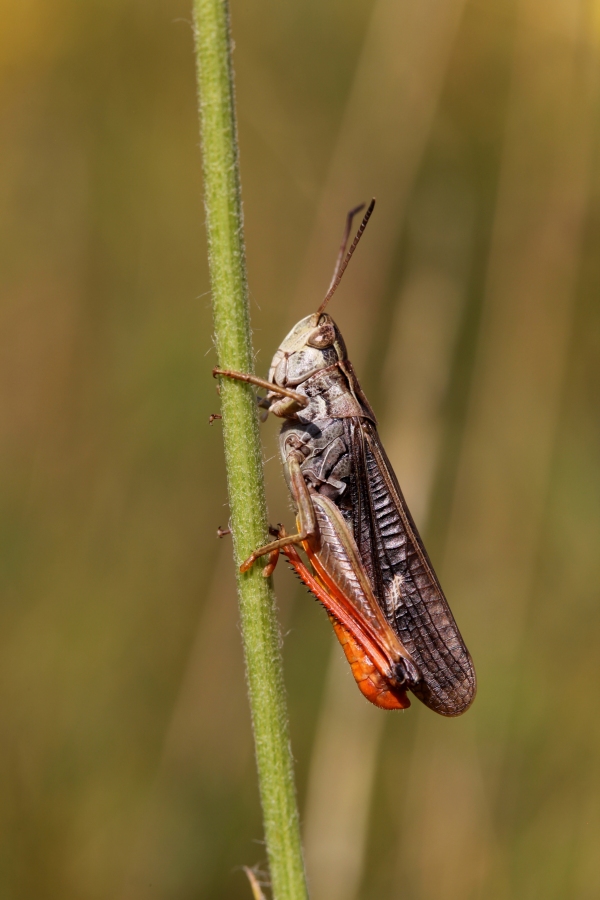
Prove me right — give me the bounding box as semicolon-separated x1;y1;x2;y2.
2;0;600;897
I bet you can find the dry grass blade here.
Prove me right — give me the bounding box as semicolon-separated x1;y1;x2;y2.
243;866;269;900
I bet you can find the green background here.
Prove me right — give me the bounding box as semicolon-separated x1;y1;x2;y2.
1;0;599;897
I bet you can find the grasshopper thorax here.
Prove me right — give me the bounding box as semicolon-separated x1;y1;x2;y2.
268;313;348;389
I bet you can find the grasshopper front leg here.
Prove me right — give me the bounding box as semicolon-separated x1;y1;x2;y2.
240;454;320;575
213;367;308;416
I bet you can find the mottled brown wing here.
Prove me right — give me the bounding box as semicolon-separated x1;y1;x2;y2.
345;418;476;716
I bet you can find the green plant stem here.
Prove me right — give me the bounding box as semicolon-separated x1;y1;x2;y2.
193;2;309;899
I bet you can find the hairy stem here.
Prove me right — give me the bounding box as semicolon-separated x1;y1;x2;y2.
193;2;309;898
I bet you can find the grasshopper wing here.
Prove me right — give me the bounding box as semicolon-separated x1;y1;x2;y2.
345;418;476;716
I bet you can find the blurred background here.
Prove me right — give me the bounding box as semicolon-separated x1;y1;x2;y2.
2;0;600;897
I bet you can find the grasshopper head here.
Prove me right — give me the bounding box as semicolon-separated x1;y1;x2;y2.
268;200;375;393
268;313;347;389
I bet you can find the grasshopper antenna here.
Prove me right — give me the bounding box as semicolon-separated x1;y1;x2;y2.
316;198;376;317
327;202;366;292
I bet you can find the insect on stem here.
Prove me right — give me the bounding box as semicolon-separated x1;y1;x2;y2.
234;199;476;715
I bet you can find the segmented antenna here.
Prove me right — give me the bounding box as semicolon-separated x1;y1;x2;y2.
316;198;376;317
326;202;365;293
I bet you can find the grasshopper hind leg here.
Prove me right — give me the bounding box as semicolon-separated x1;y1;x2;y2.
239;526;311;575
239;455;320;576
394;657;421;689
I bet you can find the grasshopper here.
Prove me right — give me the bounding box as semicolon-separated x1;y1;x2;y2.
214;201;476;715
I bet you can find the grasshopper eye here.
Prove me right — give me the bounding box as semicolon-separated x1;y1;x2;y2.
307;324;336;348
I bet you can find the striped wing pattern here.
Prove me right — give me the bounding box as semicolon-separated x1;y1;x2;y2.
345;418;476;716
